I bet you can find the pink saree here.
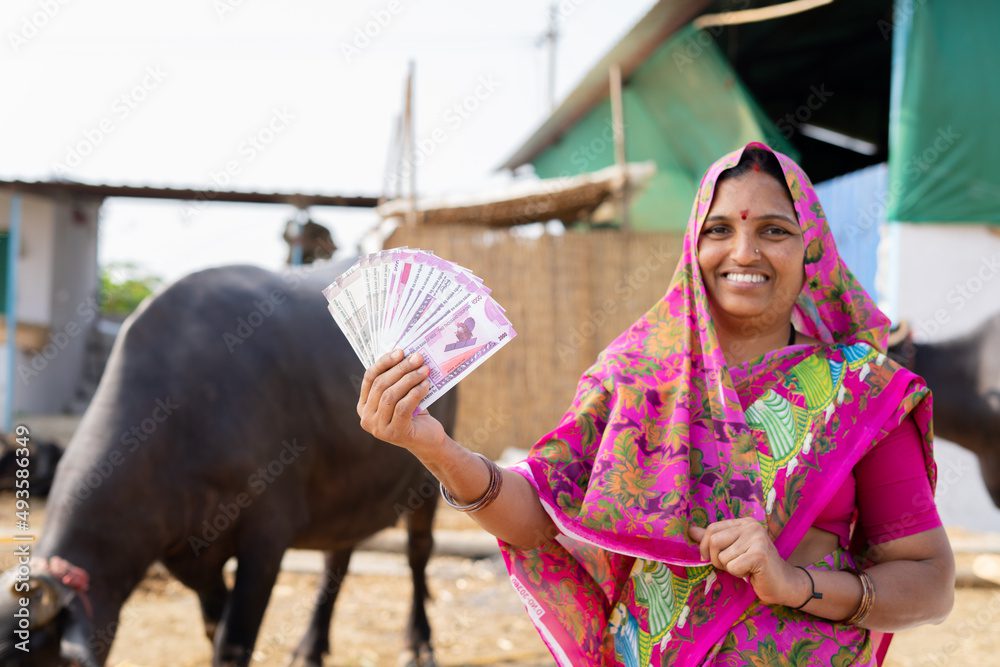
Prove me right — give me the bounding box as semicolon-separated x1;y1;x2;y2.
498;142;936;666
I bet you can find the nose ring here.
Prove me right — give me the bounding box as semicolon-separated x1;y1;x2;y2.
754;248;760;255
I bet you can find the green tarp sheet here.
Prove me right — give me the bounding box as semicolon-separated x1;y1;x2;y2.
531;24;797;231
888;0;1000;224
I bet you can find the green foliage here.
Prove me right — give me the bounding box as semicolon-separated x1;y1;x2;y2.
100;262;162;317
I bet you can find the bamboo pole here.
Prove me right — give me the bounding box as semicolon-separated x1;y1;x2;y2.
404;60;417;226
609;65;629;231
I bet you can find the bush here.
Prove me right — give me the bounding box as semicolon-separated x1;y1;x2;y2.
100;262;162;318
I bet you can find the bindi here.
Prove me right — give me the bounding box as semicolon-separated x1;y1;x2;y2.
740;209;749;220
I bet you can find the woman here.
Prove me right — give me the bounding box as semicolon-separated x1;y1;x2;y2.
357;142;955;665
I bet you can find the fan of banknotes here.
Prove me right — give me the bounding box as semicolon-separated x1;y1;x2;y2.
323;248;517;410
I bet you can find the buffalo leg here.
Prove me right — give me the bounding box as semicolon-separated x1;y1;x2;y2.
979;443;1000;508
289;547;354;667
199;571;230;643
162;556;231;646
403;490;437;667
214;542;287;667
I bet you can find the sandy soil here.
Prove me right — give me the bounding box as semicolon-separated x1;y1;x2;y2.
95;557;999;667
2;495;999;666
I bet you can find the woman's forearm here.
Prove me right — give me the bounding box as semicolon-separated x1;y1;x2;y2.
785;558;954;632
412;435;558;549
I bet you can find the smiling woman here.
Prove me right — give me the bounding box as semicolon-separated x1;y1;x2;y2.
356;142;955;666
698;149;813;366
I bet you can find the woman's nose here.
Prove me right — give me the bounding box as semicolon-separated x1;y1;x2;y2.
729;230;759;264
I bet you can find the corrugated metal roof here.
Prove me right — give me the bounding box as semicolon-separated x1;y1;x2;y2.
0;179;379;208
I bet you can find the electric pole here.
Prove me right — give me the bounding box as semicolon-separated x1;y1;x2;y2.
537;3;560;112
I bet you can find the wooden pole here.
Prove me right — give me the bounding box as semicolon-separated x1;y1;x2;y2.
609;65;629;231
404;60;417;226
381;112;403;203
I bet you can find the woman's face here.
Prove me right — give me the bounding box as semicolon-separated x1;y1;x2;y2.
698;171;805;328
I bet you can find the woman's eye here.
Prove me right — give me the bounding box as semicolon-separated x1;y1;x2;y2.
705;225;729;235
764;226;790;236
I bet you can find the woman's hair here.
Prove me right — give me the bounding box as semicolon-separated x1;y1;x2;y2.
715;147;793;206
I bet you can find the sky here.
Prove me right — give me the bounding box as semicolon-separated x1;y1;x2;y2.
1;0;657;282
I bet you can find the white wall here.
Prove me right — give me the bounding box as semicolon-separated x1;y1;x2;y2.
883;222;1000;534
0;192;55;325
885;222;1000;342
0;191;101;414
23;198;101;413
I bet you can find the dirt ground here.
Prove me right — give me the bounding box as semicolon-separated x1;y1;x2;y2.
2;496;999;666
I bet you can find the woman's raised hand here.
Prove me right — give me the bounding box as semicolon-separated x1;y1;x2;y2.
357;349;447;453
688;517;807;607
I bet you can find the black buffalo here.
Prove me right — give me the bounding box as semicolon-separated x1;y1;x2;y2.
888;313;1000;506
0;436;62;497
0;258;456;667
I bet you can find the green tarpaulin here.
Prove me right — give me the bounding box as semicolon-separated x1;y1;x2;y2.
888;0;1000;224
531;24;796;232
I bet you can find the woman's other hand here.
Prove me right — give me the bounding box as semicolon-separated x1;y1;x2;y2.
357;349;446;454
688;517;807;607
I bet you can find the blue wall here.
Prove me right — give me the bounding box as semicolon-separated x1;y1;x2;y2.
814;163;887;301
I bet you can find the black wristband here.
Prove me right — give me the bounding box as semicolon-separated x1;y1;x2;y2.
791;565;824;610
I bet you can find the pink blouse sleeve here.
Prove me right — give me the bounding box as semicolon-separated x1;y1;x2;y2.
854;415;942;545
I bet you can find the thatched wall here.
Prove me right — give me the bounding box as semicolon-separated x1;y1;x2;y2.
387;225;685;458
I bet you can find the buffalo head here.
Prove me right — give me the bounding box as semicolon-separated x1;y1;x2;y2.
0;557;99;667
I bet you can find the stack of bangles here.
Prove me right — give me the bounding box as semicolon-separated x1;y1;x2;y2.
843;568;876;626
793;567;875;625
440;452;503;513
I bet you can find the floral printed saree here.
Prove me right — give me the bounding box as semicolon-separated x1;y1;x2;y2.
498;142;936;666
